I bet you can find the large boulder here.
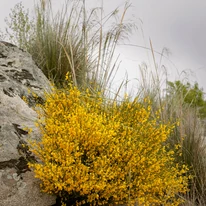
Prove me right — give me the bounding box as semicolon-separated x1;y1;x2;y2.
0;41;56;206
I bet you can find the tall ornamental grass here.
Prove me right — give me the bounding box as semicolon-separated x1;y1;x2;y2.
164;81;206;206
3;0;133;91
136;46;206;205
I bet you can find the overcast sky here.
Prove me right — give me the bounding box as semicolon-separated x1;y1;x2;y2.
0;0;206;93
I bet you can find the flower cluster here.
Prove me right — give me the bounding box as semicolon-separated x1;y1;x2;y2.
29;86;189;205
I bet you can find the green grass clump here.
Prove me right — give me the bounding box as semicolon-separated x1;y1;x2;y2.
4;0;133;92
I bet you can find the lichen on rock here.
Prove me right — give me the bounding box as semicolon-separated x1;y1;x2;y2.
0;41;55;206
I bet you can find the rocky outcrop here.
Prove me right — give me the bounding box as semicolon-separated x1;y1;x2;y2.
0;41;56;206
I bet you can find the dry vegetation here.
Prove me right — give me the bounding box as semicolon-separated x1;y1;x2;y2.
1;0;206;205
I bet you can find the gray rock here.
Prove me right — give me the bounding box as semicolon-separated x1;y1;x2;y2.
0;42;56;206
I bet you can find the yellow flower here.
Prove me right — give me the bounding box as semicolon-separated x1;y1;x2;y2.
29;86;189;206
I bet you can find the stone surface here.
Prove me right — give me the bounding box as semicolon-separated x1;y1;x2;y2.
0;41;56;206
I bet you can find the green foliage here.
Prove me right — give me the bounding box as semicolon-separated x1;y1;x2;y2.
29;85;189;206
4;2;33;49
167;80;206;118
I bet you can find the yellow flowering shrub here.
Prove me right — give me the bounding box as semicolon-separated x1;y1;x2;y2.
28;86;189;206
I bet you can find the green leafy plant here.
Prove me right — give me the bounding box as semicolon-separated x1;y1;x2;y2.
4;2;33;49
166;80;206;119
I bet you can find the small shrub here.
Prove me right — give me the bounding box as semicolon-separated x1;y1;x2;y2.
29;85;189;206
